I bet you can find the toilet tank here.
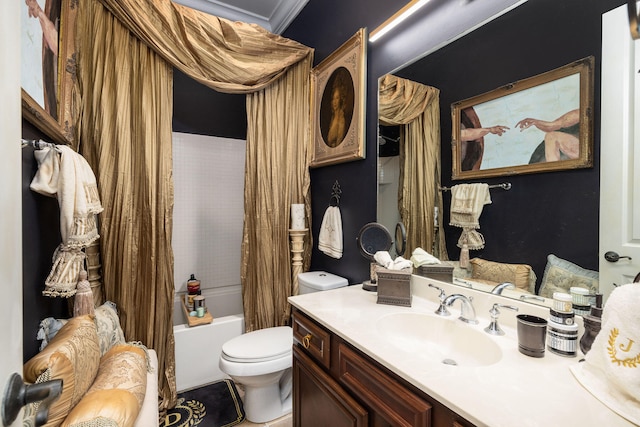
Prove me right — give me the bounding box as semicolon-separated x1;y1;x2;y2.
298;271;348;294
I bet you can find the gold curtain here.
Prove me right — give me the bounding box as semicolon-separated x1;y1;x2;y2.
242;57;313;331
74;0;176;412
378;74;448;259
96;0;310;93
72;0;313;412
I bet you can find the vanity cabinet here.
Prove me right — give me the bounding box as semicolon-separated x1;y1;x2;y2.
292;309;476;427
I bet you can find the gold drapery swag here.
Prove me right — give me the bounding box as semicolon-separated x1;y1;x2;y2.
378;74;448;260
74;0;313;413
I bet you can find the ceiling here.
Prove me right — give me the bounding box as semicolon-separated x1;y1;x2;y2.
172;0;309;34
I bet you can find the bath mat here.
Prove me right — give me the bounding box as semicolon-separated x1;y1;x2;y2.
160;379;245;427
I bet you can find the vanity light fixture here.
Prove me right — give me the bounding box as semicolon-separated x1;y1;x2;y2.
369;0;431;42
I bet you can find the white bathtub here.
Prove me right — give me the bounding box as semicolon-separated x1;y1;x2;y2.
173;285;244;392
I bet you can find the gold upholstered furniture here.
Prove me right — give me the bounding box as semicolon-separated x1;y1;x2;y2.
22;304;158;427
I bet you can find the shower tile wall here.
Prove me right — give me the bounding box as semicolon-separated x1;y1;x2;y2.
172;132;246;317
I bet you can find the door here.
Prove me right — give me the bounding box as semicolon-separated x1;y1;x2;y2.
1;0;24;425
600;3;640;299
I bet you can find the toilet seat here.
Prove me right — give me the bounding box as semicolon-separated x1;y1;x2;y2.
222;326;292;363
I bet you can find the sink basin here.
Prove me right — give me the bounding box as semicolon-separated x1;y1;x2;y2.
376;312;502;367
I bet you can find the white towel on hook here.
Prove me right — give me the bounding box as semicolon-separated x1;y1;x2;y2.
318;206;343;259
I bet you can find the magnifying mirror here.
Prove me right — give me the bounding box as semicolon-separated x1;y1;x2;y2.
356;222;392;291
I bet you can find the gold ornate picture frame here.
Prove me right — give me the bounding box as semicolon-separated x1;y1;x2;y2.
310;28;367;168
21;0;77;144
451;56;594;180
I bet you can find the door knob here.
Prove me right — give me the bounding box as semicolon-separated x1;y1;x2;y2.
2;373;62;426
604;251;632;262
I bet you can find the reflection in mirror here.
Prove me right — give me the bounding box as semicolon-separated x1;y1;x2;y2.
377;76;553;310
377;74;447;261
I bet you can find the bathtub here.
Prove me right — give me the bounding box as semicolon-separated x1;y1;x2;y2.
173;285;244;392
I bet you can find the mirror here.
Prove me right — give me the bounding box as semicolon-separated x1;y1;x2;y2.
374;1;622;309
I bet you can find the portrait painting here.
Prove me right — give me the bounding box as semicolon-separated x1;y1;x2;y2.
451;56;594;179
21;0;77;144
310;28;366;168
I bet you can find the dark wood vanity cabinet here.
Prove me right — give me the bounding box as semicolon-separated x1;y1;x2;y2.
292;309;476;427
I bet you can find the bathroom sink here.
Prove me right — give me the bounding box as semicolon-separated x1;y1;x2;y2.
376;312;502;367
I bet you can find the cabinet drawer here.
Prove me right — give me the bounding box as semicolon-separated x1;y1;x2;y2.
338;342;432;427
292;310;331;369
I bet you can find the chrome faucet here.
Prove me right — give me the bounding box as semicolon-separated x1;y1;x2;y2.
491;282;515;295
443;294;478;324
428;284;450;316
484;303;518;335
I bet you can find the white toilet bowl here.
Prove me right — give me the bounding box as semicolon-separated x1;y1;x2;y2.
219;326;293;423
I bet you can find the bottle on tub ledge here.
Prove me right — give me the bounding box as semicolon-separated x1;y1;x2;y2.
185;273;201;312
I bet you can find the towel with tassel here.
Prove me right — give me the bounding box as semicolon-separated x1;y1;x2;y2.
318;206;343;259
30;144;103;297
569;284;640;425
449;183;491;252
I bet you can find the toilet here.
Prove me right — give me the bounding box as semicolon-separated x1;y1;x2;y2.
219;271;348;423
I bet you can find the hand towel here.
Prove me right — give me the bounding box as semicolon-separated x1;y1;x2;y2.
30;145;103;297
410;248;441;267
449;183;491;229
318;206;343;259
30;145;103;247
569;284;640;425
374;251;393;269
449;183;491;251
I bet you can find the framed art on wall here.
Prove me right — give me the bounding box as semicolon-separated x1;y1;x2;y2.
21;0;77;144
310;28;367;168
451;56;594;180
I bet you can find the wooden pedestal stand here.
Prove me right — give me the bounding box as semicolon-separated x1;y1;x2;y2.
289;229;308;295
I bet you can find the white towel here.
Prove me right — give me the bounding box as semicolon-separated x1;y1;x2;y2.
449;183;491;229
449;183;491;251
569;284;640;425
318;206;343;259
30;145;103;297
30;145;103;247
410;247;441;267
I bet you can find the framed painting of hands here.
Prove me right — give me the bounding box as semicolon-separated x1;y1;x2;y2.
21;0;77;144
310;28;367;168
451;56;594;180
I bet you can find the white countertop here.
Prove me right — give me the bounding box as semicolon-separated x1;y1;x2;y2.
288;275;634;427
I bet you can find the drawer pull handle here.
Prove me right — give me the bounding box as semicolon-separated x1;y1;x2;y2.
302;333;312;349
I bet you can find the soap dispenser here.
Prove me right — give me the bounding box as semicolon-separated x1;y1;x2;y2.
579;293;603;354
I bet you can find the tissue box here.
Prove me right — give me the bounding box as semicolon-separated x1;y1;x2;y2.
416;262;454;283
376;268;412;307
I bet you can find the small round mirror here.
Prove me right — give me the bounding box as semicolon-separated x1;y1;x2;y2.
356;222;392;260
395;222;407;257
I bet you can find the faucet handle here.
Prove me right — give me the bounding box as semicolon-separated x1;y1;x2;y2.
428;284;446;301
428;284;450;316
484;303;518;336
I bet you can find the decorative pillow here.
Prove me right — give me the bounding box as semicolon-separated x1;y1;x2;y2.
94;301;126;355
23;315;101;427
61;344;149;427
469;258;536;292
539;254;599;298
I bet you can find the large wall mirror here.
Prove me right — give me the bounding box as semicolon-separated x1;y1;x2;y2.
376;0;639;309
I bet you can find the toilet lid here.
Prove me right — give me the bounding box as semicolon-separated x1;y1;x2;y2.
222;326;292;363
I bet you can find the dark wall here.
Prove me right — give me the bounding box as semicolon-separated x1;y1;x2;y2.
22;119;68;362
283;0;407;284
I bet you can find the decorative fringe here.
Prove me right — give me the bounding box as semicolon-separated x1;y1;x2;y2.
129;341;154;373
74;270;95;317
43;245;86;298
459;243;469;269
66;214;100;249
